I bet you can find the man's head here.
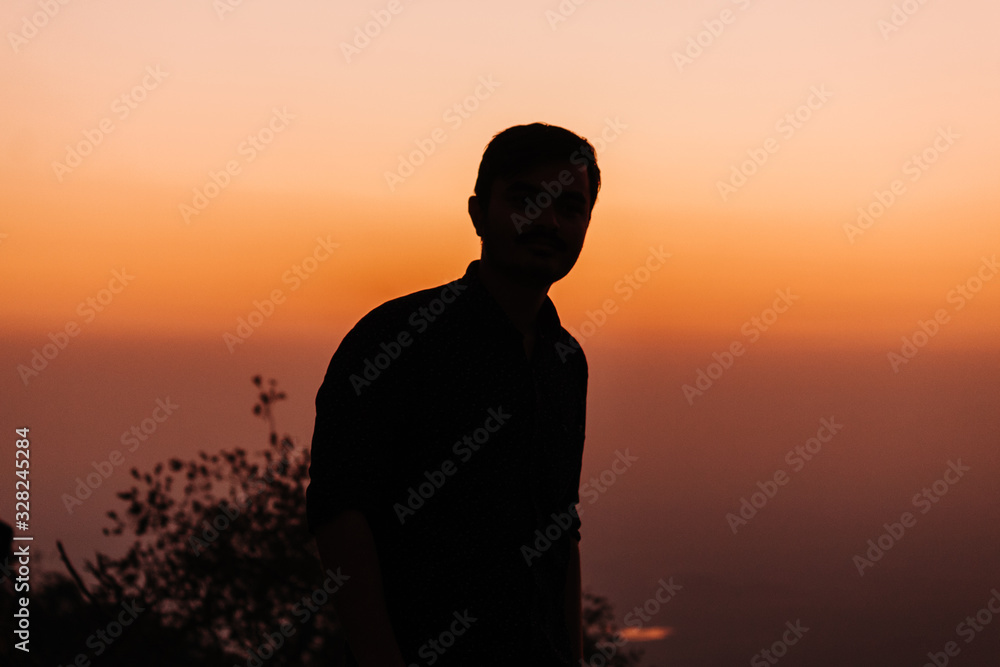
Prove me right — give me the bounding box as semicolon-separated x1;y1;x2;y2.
468;123;601;288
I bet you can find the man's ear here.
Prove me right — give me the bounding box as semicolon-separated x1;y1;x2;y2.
468;195;484;238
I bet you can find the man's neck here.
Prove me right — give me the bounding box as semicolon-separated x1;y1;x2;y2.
476;258;550;338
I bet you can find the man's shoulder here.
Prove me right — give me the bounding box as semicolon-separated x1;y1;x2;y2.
319;274;472;396
551;321;589;375
341;275;471;344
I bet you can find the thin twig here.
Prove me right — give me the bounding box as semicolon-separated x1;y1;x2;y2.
56;540;109;620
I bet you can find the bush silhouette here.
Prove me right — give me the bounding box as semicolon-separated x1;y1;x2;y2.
1;377;643;666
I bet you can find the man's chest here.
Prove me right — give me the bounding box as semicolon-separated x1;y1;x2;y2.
389;340;584;495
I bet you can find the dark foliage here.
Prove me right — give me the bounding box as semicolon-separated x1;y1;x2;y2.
1;377;641;666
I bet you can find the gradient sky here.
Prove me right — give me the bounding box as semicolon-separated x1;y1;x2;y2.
2;1;999;665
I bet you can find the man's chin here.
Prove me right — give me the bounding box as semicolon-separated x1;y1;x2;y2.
483;242;577;287
513;255;575;286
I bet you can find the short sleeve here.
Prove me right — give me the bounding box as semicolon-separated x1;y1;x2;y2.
306;309;411;534
567;346;587;542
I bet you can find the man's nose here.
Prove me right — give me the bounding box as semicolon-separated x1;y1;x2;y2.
532;201;560;230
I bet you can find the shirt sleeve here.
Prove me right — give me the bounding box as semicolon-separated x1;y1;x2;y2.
306;308;410;534
568;351;588;543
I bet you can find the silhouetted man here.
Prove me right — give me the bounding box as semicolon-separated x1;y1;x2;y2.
307;123;600;666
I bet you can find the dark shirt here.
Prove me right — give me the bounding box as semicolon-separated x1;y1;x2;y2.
307;260;588;666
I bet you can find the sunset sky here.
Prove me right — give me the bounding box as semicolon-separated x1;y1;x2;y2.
2;0;999;664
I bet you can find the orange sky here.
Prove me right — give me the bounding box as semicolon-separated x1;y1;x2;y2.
2;2;999;664
2;0;998;347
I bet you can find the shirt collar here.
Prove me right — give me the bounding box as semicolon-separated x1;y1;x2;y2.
459;260;564;341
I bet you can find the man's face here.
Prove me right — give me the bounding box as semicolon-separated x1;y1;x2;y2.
469;160;592;288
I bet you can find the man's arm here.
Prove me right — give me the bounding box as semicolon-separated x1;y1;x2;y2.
566;538;583;662
315;510;407;667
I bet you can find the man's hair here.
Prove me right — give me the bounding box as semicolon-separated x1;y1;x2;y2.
473;122;601;212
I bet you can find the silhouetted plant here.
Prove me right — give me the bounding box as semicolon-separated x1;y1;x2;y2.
5;377;644;666
583;591;645;666
83;377;341;665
